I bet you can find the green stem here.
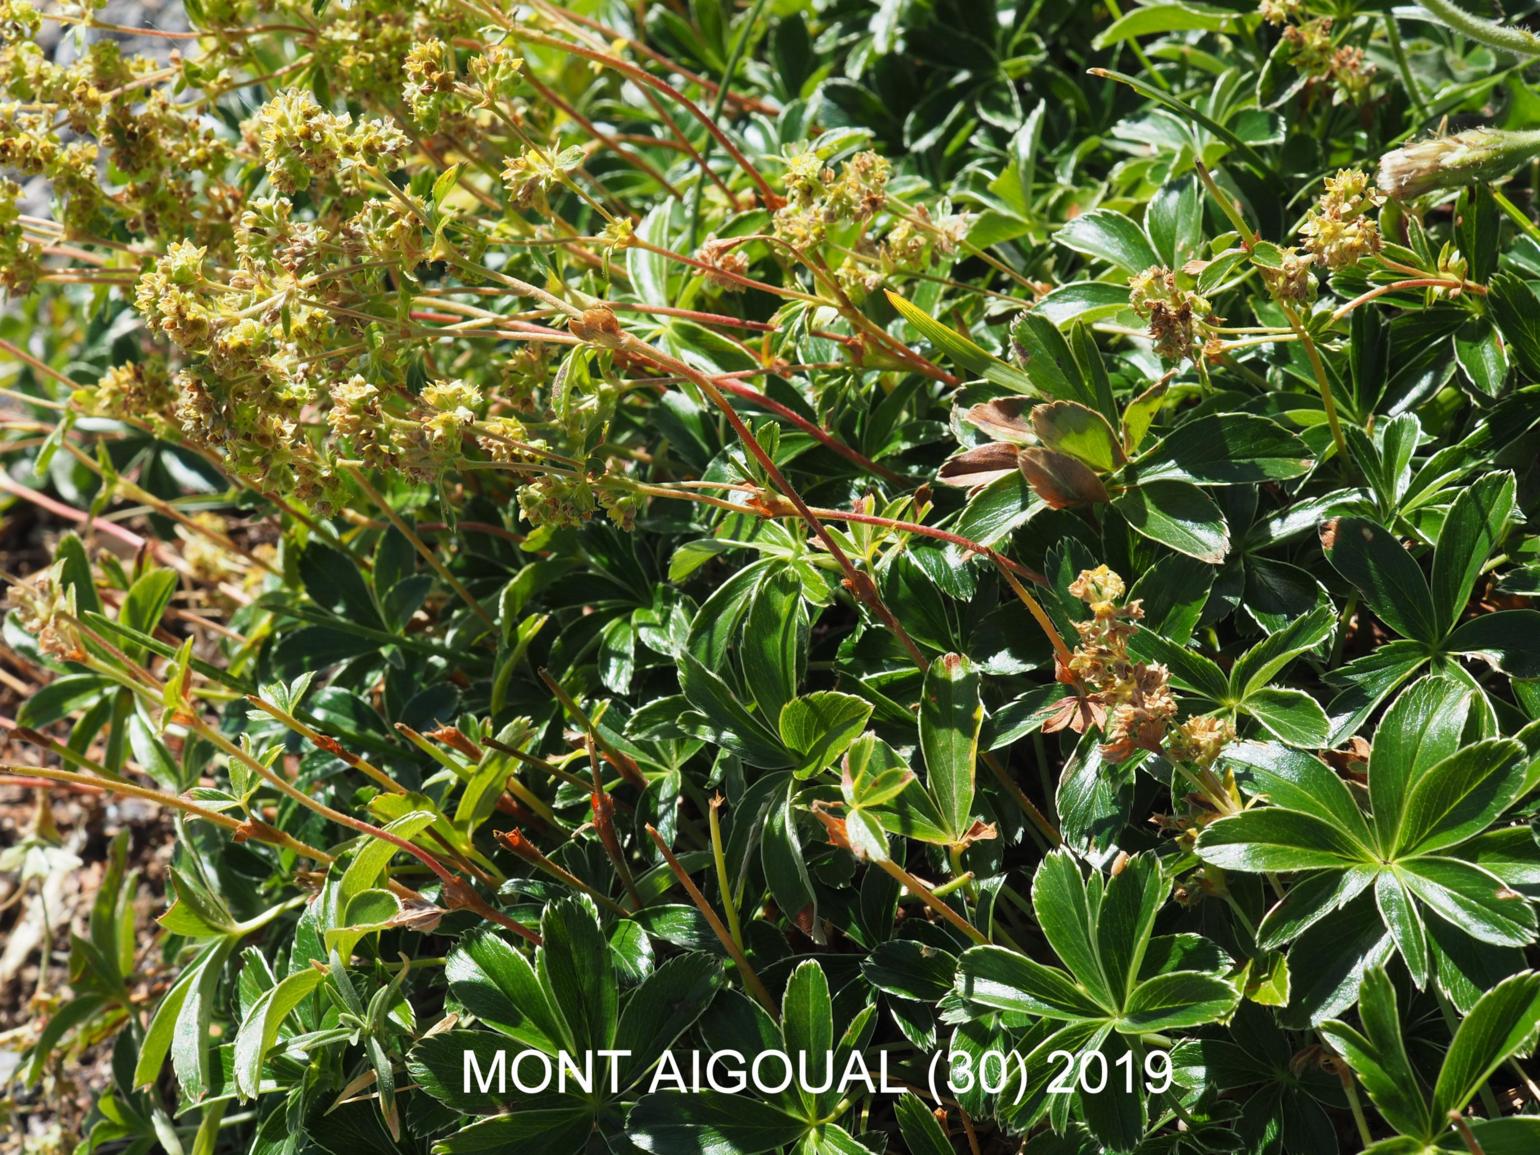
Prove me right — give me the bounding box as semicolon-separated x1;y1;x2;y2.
1414;0;1540;59
646;824;776;1011
1340;1065;1376;1150
1385;14;1430;122
1102;0;1172;92
708;797;745;951
1490;187;1540;246
686;0;771;249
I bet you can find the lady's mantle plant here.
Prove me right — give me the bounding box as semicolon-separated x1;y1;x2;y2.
3;0;1540;1153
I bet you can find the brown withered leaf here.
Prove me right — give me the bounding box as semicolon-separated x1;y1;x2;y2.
1017;446;1110;508
955;819;998;847
937;441;1021;489
961;397;1035;445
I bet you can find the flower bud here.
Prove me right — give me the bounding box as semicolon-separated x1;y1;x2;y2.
1377;127;1540;201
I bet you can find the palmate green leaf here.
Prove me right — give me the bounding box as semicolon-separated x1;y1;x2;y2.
1228;601;1335;699
1322;517;1439;644
1093;1;1238;47
1134;413;1314;486
1240;688;1330;747
1432;970;1540;1120
118;566;179;661
1032;850;1117;1008
1196;808;1372;872
1322;969;1540;1152
1396;737;1526;856
1011;312;1099;407
763;776;817;935
627;1091;809;1155
1446;1119;1540;1155
1446;609;1540;677
1319;968;1432;1141
1346;412;1421;515
613;953;724;1088
743;568;807;721
841;736;915;809
233;967;324;1100
339;810;437;907
433;1105;596;1154
1255;870;1374;950
14;671;110;728
782;959;833;1118
918;653;982;842
952;944;1106;1020
1454;316;1508;398
133;938;232;1092
1128;626;1228;702
1055;208;1160;274
1369;675;1476;856
1112;479;1229;563
848;734;953;845
680;652;793;769
1398;857;1536;947
1076;1029;1144;1151
1032;281;1132;327
1375;872;1431;988
1120;970;1241;1031
960;851;1235;1044
1326;638;1432;743
1486;271;1540;379
893;1092;953;1155
953;470;1042;546
1431;472;1515;636
780;691;873;779
27;998;110;1090
537;896;618;1053
861;940;957;1002
1221;741;1377;848
447;930;563;1053
1127;552;1213;642
1093;854;1163;1003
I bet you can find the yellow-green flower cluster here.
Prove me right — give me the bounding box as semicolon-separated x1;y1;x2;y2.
1261;245;1317;305
403;39;462;131
1300;168;1381;269
773;149;891;248
1272;13;1376;104
1166;715;1236;770
252;88;406;194
1129;266;1215;362
1258;0;1301;24
0;177;39;294
1067;566;1179;762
